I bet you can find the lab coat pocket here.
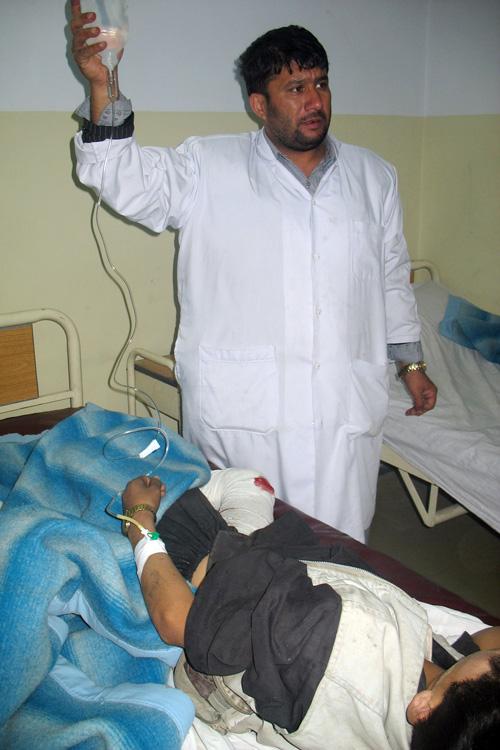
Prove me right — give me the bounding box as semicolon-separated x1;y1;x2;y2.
200;345;279;433
350;220;383;278
347;359;389;437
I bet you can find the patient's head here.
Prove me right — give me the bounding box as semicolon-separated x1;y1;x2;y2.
408;652;500;749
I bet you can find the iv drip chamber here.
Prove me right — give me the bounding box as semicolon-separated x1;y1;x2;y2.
81;0;129;72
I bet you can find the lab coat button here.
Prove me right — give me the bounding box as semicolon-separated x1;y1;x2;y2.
315;307;322;317
314;362;320;369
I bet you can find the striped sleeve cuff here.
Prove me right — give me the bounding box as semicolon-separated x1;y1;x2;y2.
81;112;135;143
387;341;424;364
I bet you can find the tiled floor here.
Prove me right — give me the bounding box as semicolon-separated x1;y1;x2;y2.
369;468;500;618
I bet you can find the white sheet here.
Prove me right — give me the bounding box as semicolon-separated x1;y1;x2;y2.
180;599;488;750
383;280;500;532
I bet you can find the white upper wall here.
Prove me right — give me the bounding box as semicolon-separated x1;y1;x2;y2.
1;0;498;115
424;0;500;115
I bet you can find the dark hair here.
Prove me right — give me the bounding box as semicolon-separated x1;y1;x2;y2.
237;25;329;96
410;655;500;750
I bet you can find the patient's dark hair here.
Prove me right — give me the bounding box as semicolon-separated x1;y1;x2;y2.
237;25;329;96
410;655;500;750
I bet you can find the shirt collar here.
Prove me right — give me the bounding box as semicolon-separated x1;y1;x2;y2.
263;130;337;194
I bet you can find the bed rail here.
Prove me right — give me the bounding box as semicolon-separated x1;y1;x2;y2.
126;348;177;418
410;259;440;282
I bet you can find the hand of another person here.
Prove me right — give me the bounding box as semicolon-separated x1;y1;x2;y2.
70;0;116;86
122;475;165;515
402;371;437;416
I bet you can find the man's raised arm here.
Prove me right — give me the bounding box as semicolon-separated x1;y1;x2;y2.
70;0;120;123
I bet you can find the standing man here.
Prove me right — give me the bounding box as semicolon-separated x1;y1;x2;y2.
71;3;436;542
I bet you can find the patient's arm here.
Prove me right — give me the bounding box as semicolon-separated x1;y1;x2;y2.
122;470;275;645
123;476;194;647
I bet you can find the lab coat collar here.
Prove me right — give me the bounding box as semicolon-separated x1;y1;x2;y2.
254;129;340;196
257;128;339;165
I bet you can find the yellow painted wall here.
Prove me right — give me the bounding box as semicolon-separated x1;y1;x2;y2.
0;111;497;415
419;115;500;314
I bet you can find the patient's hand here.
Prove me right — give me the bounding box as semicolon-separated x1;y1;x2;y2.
122;475;165;514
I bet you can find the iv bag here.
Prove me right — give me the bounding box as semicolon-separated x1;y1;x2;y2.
81;0;129;72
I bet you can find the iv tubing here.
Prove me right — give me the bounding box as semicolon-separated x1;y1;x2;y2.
90;66;170;479
91;78;139;401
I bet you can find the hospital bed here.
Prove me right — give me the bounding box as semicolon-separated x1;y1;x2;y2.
1;405;499;750
381;261;500;531
1;307;499;750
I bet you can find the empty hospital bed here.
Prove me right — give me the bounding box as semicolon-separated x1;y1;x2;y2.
381;261;500;531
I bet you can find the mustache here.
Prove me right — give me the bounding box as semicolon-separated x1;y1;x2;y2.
299;112;328;125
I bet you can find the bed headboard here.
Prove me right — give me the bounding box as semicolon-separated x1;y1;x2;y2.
0;309;83;417
0;323;39;406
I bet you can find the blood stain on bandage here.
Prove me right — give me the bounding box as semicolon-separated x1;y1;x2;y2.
254;476;274;494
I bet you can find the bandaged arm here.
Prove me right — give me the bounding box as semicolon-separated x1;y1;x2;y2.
199;468;275;535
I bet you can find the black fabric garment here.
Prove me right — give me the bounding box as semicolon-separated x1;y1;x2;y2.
158;486;374;582
81;112;135;142
183;509;374;733
432;631;480;669
186;543;341;733
158;490;374;732
207;508;375;575
156;488;229;581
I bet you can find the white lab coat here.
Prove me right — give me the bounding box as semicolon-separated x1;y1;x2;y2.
75;129;420;541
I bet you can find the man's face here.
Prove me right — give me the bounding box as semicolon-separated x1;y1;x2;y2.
250;63;331;154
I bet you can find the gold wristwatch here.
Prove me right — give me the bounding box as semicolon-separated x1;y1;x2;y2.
397;361;427;378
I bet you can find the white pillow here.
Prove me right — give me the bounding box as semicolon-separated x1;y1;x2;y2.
413;280;450;328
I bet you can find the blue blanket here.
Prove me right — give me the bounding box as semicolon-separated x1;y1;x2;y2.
0;404;211;749
439;294;500;364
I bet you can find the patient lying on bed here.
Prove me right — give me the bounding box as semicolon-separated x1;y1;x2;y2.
122;473;500;750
